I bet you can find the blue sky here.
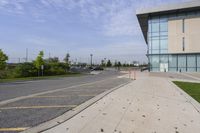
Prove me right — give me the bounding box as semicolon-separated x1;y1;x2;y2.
0;0;190;64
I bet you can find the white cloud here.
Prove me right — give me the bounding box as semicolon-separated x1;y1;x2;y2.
23;36;60;47
0;0;29;14
103;8;139;36
100;0;192;37
66;0;191;37
0;0;9;6
0;0;192;36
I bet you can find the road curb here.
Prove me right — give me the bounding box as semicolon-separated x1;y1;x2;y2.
169;80;200;113
21;81;132;133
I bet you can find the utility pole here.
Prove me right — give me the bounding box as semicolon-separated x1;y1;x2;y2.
75;58;77;65
26;48;28;62
90;54;93;67
48;52;51;63
104;58;106;67
41;65;44;76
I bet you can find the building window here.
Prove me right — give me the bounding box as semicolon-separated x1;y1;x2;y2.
182;37;185;51
178;55;186;72
182;19;185;33
187;55;196;72
169;55;177;68
160;22;168;32
152;39;159;49
148;15;168;55
152;23;159;32
151;55;159;67
197;55;200;72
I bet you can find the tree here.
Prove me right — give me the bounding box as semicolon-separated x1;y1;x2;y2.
64;53;70;64
114;61;121;70
64;53;70;71
44;62;66;76
123;63;130;67
47;57;59;63
101;60;106;67
117;61;121;67
0;49;8;70
13;63;37;78
34;51;44;76
106;60;112;67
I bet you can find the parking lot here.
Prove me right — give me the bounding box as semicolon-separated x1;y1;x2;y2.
0;71;130;133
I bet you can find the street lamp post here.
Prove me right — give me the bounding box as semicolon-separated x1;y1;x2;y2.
90;54;93;67
26;48;28;62
104;58;106;67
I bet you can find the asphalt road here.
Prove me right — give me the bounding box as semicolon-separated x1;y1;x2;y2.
0;70;130;133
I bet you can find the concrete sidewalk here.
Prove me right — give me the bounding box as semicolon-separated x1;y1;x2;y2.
43;72;200;133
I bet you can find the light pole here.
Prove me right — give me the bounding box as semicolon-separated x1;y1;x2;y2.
90;54;93;67
104;58;106;67
26;48;28;62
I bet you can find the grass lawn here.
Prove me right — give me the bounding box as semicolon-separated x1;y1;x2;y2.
0;73;83;83
173;81;200;103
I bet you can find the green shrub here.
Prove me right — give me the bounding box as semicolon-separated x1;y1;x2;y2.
44;62;67;75
13;63;37;78
0;70;8;79
1;61;70;79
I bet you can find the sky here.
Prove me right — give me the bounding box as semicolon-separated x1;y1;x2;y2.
0;0;191;64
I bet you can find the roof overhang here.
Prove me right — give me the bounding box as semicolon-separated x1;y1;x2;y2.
136;1;200;44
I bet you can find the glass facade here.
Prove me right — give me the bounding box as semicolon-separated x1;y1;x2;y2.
149;54;200;72
148;10;200;72
148;15;168;55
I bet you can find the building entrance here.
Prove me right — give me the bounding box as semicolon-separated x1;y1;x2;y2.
160;63;168;72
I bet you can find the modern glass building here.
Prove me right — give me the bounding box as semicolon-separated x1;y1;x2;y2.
137;1;200;72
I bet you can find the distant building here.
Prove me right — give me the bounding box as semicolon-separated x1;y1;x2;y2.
137;1;200;72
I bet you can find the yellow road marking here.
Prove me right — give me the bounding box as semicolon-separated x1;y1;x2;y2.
0;105;77;110
33;95;95;98
34;95;68;98
78;94;95;97
0;127;28;131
